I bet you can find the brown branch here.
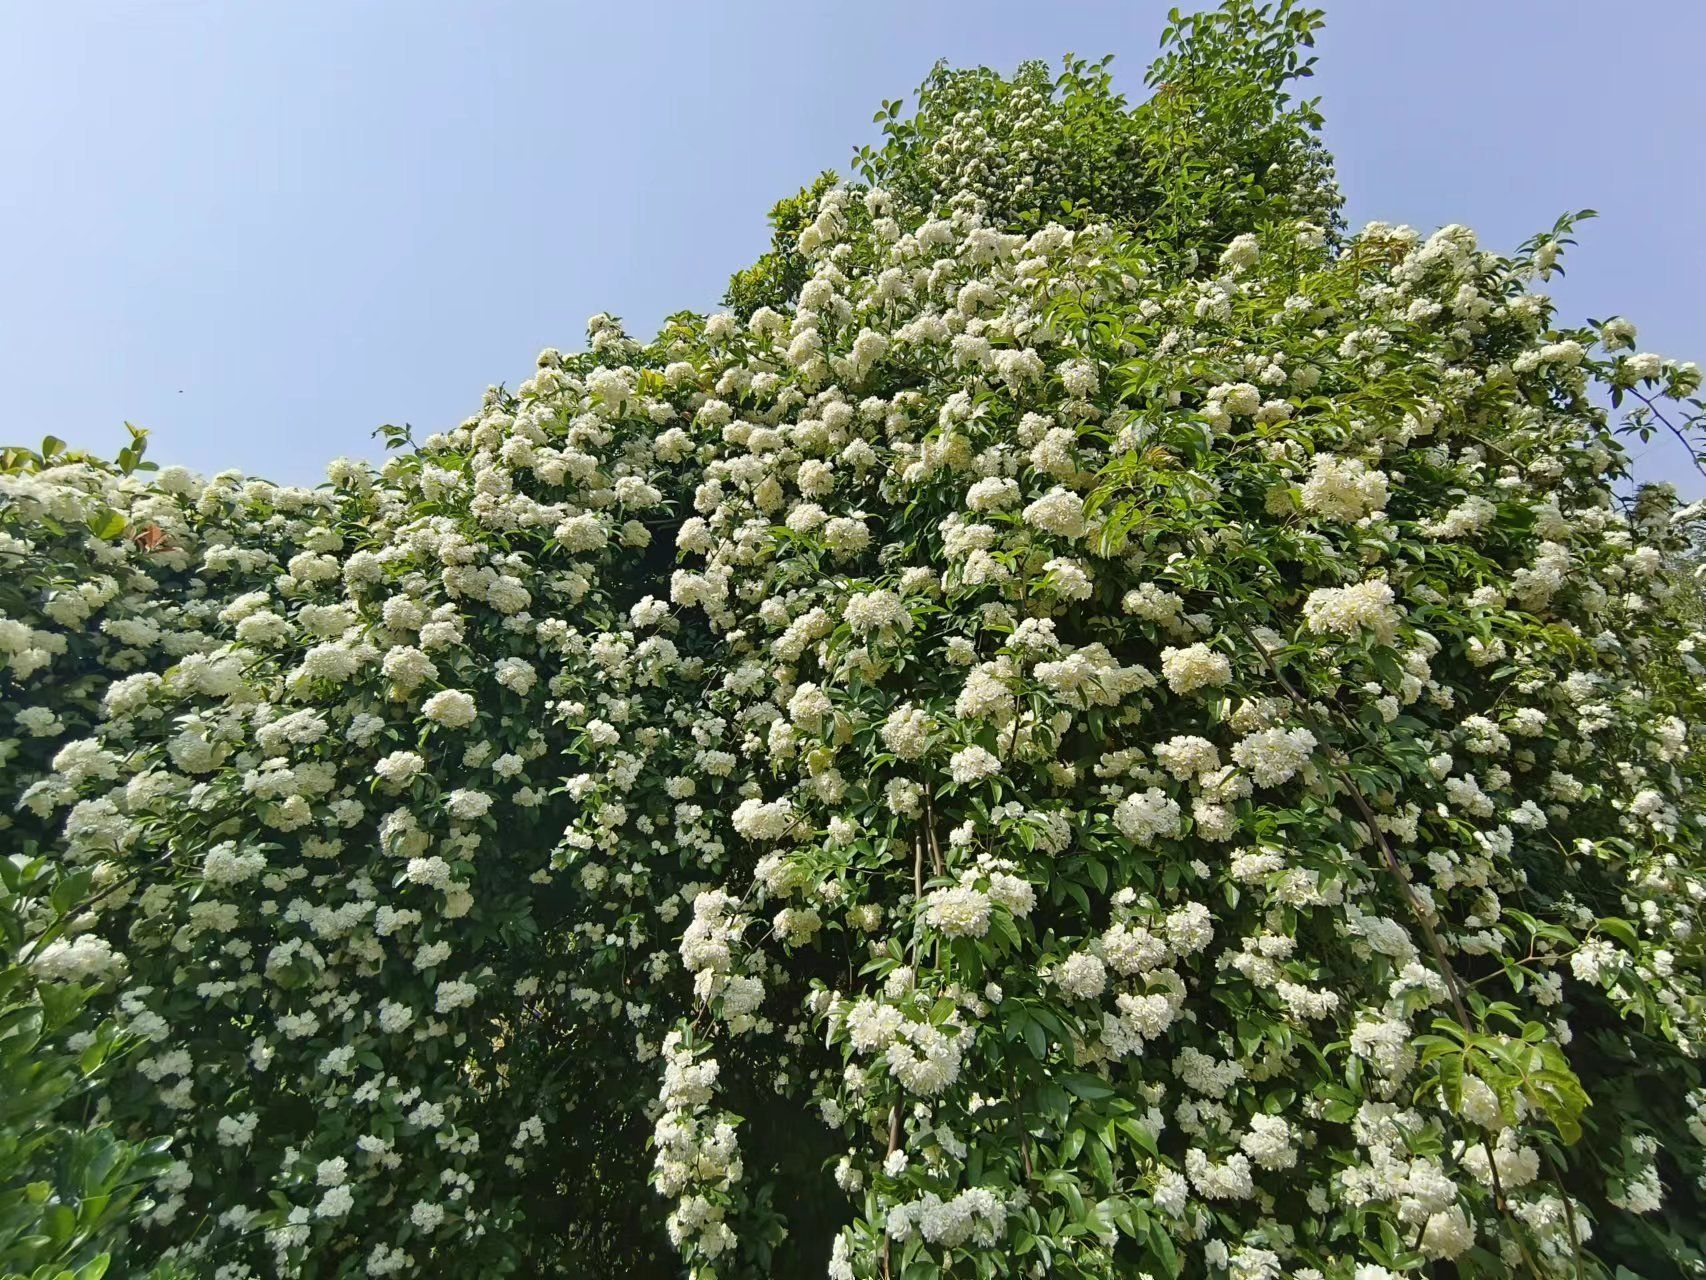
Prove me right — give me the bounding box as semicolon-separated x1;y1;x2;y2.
880;1101;901;1280
1228;613;1473;1026
883;829;931;1280
922;787;946;880
1227;613;1549;1272
1013;1063;1033;1183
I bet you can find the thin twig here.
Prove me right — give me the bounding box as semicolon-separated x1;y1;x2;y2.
1626;386;1706;481
1540;1146;1586;1280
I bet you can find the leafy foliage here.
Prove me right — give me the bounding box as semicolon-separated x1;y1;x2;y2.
1;791;179;1280
852;0;1342;254
724;171;842;319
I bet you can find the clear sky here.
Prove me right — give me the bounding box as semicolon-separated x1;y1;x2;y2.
2;2;1701;497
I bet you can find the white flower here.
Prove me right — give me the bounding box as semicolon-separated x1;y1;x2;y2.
15;704;62;736
844;589;910;635
216;1112;258;1148
1161;644;1231;694
1021;487;1087;540
731;796;795;842
1113;787;1183;845
948;745;1001;785
987;872;1035;917
30;934;125;983
1154;735;1220;780
1185;1147;1254;1199
445;789;492;821
1054;952;1107;1000
382;645;438;691
410;1201;445;1232
435;979;478;1013
1303;579;1401;642
1230;727;1316;787
374;751;425;786
315;1157;348;1187
1421;1206;1474;1260
1238;1114;1296;1170
1059;360;1099;398
965;476;1020;512
885;1022;963;1095
421;689;477;728
925;886;992;938
1300;454;1389;521
495;656;537;694
880;704;932;760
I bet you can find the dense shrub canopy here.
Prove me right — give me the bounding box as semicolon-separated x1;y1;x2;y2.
4;4;1705;1279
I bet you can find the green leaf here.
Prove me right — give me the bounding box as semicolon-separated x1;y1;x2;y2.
1023;1016;1047;1062
87;509;127;540
1059;1127;1086;1162
1062;1074;1115;1102
1088;1137;1114;1188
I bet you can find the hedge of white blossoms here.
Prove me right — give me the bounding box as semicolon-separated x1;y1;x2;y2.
5;4;1706;1279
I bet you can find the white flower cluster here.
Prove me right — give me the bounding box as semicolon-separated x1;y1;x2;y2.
1303;579;1401;642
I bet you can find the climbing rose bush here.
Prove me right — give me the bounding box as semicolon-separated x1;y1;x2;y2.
3;4;1706;1278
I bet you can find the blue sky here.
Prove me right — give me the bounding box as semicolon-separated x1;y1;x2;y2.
2;2;1701;496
